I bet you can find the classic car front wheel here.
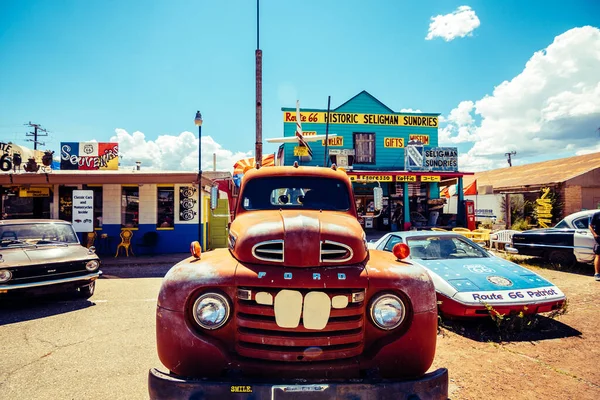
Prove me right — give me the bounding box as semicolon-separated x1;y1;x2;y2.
78;281;96;298
547;250;576;268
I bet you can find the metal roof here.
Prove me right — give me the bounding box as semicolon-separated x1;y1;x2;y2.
463;152;600;189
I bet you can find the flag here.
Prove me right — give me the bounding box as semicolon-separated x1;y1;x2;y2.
295;100;313;158
463;180;477;196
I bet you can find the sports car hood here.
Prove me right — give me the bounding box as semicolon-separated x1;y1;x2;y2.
415;256;554;292
1;244;97;268
229;210;368;267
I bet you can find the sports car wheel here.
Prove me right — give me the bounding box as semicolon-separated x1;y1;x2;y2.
78;281;95;298
548;250;576;268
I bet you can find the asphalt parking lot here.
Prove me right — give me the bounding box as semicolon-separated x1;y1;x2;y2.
0;260;598;400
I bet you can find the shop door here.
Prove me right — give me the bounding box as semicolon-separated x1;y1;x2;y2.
209;198;229;249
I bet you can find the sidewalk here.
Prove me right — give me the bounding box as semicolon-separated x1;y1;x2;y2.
98;252;190;268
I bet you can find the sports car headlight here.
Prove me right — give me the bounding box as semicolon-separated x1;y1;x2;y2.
369;293;406;330
86;260;100;271
192;292;231;330
0;269;12;283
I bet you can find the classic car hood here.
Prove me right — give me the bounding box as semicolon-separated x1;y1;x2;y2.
230;210;367;267
415;256;553;292
1;244;97;267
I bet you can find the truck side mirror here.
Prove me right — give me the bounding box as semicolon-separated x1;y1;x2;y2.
373;187;383;211
210;186;219;210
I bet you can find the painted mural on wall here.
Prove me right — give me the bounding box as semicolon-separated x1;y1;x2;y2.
179;186;198;222
60;142;119;170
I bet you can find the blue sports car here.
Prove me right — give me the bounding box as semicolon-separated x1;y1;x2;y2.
368;231;566;318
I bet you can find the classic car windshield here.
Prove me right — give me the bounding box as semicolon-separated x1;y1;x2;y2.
0;223;79;247
241;177;350;211
404;235;489;260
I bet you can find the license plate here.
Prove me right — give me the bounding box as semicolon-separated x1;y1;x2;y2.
271;384;331;399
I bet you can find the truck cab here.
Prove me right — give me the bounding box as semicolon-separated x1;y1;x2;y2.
149;165;448;399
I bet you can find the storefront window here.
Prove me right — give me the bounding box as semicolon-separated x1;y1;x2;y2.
84;185;103;229
59;186;75;222
157;187;174;228
121;186;139;228
354;133;375;164
1;187;52;219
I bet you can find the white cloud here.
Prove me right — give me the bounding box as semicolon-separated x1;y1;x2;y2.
400;108;422;113
425;6;480;42
442;26;600;171
109;129;252;172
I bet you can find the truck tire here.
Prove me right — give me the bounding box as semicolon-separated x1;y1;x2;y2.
548;250;576;268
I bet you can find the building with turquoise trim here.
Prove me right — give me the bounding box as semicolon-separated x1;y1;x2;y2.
278;91;471;231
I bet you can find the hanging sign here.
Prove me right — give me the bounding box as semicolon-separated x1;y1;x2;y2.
421;175;441;182
395;175;417;182
349;175;393;182
72;190;94;232
294;146;310;156
19;187;50;197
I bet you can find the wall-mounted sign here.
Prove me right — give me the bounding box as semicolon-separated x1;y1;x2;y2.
396;175;417;182
536;187;553;228
406;146;458;172
294;146;310;156
322;136;343;146
421;175;441;182
409;134;430;145
60;142;119;170
329;149;355;156
384;138;405;148
283;112;438;128
303;131;317;136
349;175;393;182
19;187;50;197
179;186;198;222
72;190;94;232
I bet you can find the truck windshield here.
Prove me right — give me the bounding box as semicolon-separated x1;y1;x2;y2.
241;177;350;211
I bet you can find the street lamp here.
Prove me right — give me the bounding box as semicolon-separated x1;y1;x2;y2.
194;111;203;247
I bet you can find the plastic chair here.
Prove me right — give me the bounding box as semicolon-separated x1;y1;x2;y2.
490;230;520;251
115;230;135;257
85;232;97;249
452;227;471;232
431;227;447;231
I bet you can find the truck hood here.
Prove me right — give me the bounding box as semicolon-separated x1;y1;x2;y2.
229;210;368;267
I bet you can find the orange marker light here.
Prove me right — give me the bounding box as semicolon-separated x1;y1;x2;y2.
392;243;410;260
190;241;202;259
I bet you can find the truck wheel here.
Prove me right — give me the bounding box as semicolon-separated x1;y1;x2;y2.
548;250;576;268
77;281;95;299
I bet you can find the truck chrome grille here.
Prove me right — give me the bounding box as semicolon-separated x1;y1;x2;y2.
235;287;365;362
252;240;284;262
320;241;353;263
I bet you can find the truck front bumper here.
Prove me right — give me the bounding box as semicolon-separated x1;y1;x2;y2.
148;367;448;400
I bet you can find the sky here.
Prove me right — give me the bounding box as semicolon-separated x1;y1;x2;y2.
1;0;599;172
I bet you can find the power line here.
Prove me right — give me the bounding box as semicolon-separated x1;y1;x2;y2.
24;122;48;150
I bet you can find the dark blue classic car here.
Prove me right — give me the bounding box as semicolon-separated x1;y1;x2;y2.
508;210;596;267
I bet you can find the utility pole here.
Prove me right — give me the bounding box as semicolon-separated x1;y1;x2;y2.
255;0;263;166
25;122;48;150
505;151;516;167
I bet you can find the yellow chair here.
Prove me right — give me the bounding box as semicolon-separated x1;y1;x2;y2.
472;228;491;247
452;227;471;232
85;232;97;248
115;229;135;257
431;227;447;231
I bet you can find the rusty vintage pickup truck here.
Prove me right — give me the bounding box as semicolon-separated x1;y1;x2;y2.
148;165;448;400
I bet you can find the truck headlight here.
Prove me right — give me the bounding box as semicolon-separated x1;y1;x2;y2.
369;293;406;330
86;260;100;271
192;292;231;330
0;269;12;283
